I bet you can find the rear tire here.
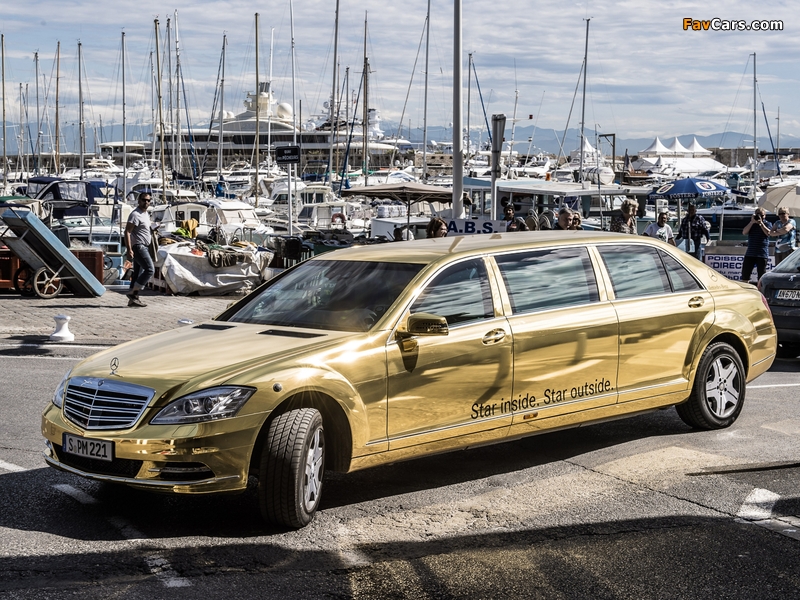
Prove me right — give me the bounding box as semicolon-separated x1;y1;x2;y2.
676;342;745;430
777;343;800;359
258;408;325;528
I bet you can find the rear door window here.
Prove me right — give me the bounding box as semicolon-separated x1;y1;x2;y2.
598;245;671;299
494;246;599;313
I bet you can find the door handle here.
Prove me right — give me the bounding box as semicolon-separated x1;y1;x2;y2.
482;328;506;345
688;296;704;308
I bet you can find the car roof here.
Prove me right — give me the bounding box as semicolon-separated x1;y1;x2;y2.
318;231;659;264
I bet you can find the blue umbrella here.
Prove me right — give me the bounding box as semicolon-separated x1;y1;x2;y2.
648;178;730;200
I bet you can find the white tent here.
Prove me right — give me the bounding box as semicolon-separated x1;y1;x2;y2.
665;137;691;155
640;137;671;156
686;137;711;156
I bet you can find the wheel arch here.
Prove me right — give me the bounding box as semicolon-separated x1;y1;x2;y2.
250;389;354;477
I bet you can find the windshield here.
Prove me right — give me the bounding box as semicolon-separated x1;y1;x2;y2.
228;260;424;332
772;250;800;273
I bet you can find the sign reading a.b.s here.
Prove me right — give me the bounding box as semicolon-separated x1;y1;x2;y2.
275;145;301;164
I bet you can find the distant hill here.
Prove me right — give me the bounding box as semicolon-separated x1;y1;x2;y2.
387;123;800;157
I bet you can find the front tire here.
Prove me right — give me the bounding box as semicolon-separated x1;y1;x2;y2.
676;342;745;430
258;408;325;528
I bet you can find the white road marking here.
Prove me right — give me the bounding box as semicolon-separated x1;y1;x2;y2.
735;488;800;542
1;355;83;361
107;516;148;542
737;488;780;520
52;484;99;505
51;493;192;588
0;459;27;472
749;383;800;389
0;343;108;350
143;555;191;588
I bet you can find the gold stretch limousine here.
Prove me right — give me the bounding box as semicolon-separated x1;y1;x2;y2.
42;231;777;528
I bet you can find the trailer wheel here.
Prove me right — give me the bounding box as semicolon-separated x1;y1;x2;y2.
13;267;34;296
33;267;63;299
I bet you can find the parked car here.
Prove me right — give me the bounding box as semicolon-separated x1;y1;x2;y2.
42;231;777;528
758;249;800;357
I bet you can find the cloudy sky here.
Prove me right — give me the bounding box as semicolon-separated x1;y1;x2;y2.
0;0;796;152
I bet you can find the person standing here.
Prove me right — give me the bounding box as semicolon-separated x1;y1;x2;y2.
610;199;638;234
503;205;529;232
769;208;796;265
554;207;573;230
426;216;448;238
741;208;772;283
124;191;155;307
643;211;676;245
676;203;710;261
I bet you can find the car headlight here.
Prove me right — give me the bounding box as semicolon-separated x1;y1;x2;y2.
53;370;71;408
150;386;256;425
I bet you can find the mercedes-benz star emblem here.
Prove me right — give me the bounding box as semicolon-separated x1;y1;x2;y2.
110;357;119;375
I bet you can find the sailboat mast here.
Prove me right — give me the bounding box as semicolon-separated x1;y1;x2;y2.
34;52;41;175
216;34;226;175
578;18;590;184
1;34;6;187
267;28;273;169
752;52;757;200
362;12;369;185
466;52;471;163
508;88;519;178
174;11;183;175
290;0;297;234
452;0;463;215
154;19;168;197
327;0;340;183
422;0;430;181
122;31;127;199
78;43;84;180
255;12;260;196
54;41;60;174
18;84;24;177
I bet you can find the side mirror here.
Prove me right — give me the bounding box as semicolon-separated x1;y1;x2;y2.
406;313;449;336
397;313;448;352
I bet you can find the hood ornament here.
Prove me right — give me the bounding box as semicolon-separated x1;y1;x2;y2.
109;357;120;376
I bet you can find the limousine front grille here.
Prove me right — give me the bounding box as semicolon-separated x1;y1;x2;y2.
63;377;155;430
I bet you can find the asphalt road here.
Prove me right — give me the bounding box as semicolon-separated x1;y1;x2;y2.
2;349;800;599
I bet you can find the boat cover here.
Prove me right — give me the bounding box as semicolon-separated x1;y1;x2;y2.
1;208;105;297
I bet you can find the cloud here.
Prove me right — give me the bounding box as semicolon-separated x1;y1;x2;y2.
0;0;796;153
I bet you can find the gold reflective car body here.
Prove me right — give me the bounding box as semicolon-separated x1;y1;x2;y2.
41;231;777;527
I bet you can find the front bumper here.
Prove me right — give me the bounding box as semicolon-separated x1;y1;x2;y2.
41;403;265;494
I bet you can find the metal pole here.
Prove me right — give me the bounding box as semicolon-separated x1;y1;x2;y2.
752;52;757;200
122;32;127;200
290;1;297;235
1;35;6;188
490;114;506;220
452;0;464;217
255;13;260;201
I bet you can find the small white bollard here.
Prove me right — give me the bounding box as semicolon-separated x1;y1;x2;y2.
177;319;195;327
50;314;75;342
